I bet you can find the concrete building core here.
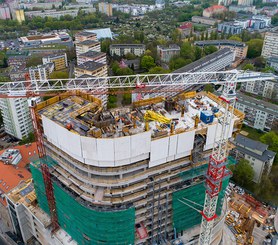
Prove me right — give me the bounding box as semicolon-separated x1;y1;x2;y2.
31;90;244;244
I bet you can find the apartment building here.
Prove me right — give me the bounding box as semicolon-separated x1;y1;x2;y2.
262;31;278;58
203;5;227;18
177;22;193;38
98;2;113;16
241;79;278;100
235;92;278;131
194;40;248;60
75;61;107;78
267;56;278;72
0;98;33;139
42;53;68;71
231;135;276;183
29;63;55;81
75;31;98;43
157;44;180;63
238;0;253;6
110;44;146;57
77;51;107;65
76;40;101;58
217;22;243;34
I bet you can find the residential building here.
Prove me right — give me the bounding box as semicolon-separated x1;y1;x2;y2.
203;5;227;18
0;98;33;140
262;31;278;58
98;2;113;16
157;44;180;63
19;32;71;48
235;92;278;131
238;0;253;6
218;0;233;6
191;16;221;26
75;31;98;43
77;51;107;65
241;79;278;100
7;51;29;69
6;180;77;245
26;89;243;244
24;9;79;19
267;56;278;72
217;22;243;34
110;44;146;57
76;40;101;58
0;144;37;235
75;61;107;78
194;40;248;60
231;135;276;183
252;15;271;26
15;9;25;24
42;53;68;71
177;22;193;38
229;5;256;14
29;63;55;81
0;5;11;20
155;0;165;9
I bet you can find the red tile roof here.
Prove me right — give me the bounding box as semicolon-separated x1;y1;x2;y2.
178;22;193;30
204;5;227;12
0;143;38;206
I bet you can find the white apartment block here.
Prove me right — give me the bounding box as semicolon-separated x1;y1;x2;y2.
262;31;278;58
76;40;101;58
75;61;108;78
235;92;278;131
0;98;33;140
232;135;276;183
241;79;278;100
157;44;180;63
110;44;146;57
29;63;55;81
75;31;98;44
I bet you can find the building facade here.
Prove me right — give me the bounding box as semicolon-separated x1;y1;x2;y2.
77;51;107;66
238;0;254;6
191;16;221;26
29;63;55;81
262;31;278;59
235;92;278;131
267;57;278;72
217;22;243;34
231;135;276;183
74;61;108;78
157;44;180;63
203;5;227;18
75;31;98;43
0;98;33;139
98;2;113;16
76;40;101;58
110;44;146;57
42;53;68;71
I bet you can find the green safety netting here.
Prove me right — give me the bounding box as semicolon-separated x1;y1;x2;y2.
172;178;230;233
30;158;135;245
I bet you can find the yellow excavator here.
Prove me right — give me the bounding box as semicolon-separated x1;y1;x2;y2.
144;110;174;133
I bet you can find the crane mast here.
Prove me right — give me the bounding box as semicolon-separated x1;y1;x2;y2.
199;79;237;245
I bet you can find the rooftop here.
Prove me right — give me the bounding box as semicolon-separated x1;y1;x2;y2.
204;5;227;12
237;92;278;117
43;52;66;59
110;44;146;48
84;28;113;40
0;143;38;206
173;48;233;73
76;31;97;37
77;40;100;46
178;22;193;29
194;40;247;47
38;91;237;140
234;134;276;162
79;51;106;58
76;61;106;71
157;44;180;50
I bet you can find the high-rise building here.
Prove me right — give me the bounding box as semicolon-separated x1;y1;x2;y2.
29;63;55;81
262;31;278;59
238;0;253;6
0;97;33;139
27;90;243;244
98;2;113;16
42;53;68;71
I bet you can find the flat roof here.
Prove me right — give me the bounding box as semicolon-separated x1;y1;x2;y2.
110;44;146;48
157;44;180;50
76;31;97;37
237;92;278;116
79;51;106;58
76;61;105;71
195;40;246;47
78;40;99;46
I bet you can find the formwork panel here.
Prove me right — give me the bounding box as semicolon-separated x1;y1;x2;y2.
114;136;131;162
130;131;151;157
149;137;169;167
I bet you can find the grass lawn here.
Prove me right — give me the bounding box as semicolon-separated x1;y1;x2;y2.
240;125;265;141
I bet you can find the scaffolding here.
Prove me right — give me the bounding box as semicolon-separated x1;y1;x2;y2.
30;159;136;245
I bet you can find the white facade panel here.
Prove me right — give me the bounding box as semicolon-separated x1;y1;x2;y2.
114;136;131;161
150;137;169;164
176;130;195;154
204;123;217;151
175;150;191;159
168;134;178;157
97;139;115;162
80;136;98;160
131;131;151;157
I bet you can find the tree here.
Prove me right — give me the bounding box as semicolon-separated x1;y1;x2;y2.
228;35;242;42
194;46;203;60
230;159;254;189
254;174;275;202
169;57;191;70
204;45;218;55
204;84;214;92
19;132;35;145
49;71;69;79
141;55;155;70
243;63;255;71
26;55;43;67
148;66;170;74
180;42;195;61
253;56;266;68
246;39;264;58
260;131;278;155
271;13;278;26
66;48;76;61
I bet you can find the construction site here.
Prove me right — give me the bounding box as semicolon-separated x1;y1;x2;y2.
27;87;244;245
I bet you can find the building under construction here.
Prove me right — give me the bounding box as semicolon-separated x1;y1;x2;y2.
29;90;244;245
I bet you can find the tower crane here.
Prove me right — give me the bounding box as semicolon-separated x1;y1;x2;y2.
1;70;277;245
